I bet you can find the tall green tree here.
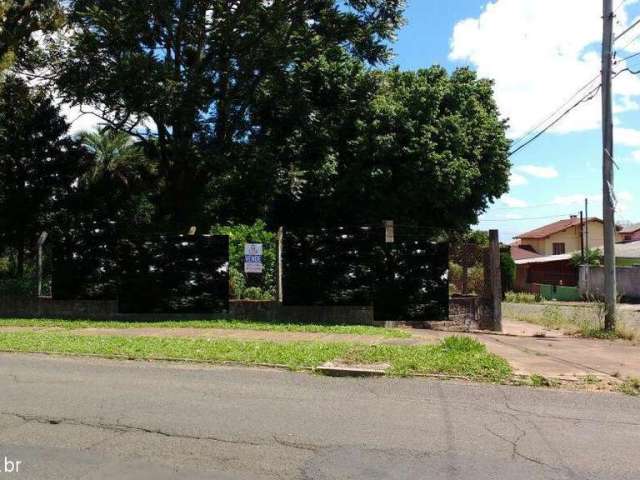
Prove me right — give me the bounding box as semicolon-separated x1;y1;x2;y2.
0;75;81;274
50;0;404;229
0;0;61;72
264;66;511;231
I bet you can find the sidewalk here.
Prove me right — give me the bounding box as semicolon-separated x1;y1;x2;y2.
1;320;639;380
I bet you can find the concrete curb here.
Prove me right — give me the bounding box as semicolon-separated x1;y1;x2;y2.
316;365;387;377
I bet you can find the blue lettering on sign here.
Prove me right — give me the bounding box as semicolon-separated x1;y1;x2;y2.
245;255;262;263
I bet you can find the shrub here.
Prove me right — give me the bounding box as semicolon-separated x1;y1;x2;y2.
0;276;37;296
211;221;276;300
467;266;485;294
504;291;540;304
243;287;273;301
500;250;515;294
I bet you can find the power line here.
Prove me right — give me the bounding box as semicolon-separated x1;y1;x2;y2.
509;75;600;152
490;202;564;211
478;214;578;223
508;83;602;157
616;50;640;63
616;30;640;52
616;65;640;75
613;0;628;14
615;17;640;42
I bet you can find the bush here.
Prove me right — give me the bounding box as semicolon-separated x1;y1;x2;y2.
467;266;484;294
211;221;276;300
0;276;37;296
500;250;515;294
243;287;273;301
504;291;540;304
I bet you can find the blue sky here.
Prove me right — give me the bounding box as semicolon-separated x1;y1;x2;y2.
392;0;640;242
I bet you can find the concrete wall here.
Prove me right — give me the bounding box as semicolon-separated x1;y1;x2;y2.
228;301;375;325
579;265;640;300
0;296;487;330
0;297;118;318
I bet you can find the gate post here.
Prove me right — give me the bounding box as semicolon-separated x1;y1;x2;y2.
487;229;502;331
276;227;284;303
37;231;48;298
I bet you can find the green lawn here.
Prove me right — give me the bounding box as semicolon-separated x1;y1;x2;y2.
0;318;410;338
0;332;511;382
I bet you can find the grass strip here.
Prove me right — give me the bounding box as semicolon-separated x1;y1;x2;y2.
0;318;410;338
503;303;638;341
0;332;511;382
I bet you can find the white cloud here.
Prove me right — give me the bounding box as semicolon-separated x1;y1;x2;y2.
500;194;528;208
515;165;559;179
552;194;601;207
509;172;528;187
503;213;523;220
630;151;640;163
551;191;634;215
616;128;640;147
449;0;640;138
616;191;634;214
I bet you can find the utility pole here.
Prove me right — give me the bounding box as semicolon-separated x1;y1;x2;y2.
585;198;590;253
602;0;617;330
580;211;585;262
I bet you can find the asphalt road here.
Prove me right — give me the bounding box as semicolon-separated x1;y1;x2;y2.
0;354;639;479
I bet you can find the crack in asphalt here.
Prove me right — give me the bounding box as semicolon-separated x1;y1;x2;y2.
496;391;640;427
497;390;588;480
0;410;269;448
483;423;556;470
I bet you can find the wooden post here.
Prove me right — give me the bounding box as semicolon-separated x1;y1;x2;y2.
383;220;394;243
489;230;502;332
276;227;284;303
37;231;48;297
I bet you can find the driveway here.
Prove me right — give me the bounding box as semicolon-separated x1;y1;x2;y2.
0;353;639;479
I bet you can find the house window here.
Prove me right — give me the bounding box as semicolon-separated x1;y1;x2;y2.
552;243;566;255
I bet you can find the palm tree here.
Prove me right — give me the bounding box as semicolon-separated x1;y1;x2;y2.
79;128;155;187
570;248;603;267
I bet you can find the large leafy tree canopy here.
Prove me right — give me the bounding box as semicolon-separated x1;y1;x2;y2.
265;65;510;231
0;75;81;274
0;0;61;72
50;0;405;229
6;0;510;247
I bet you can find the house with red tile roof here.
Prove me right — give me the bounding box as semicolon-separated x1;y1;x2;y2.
620;224;640;243
512;215;622;258
510;216;623;292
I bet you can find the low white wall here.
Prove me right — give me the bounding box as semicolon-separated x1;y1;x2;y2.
579;265;640;300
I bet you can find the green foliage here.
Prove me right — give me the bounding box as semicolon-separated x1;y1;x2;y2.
0;0;62;72
78;128;155;187
504;291;540;303
570;248;603;267
618;377;640;396
529;374;558;388
507;291;539;304
0;75;82;275
466;266;485;294
242;287;273;301
500;250;516;294
211;221;276;300
51;0;404;228
269;67;510;230
0;275;36;296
